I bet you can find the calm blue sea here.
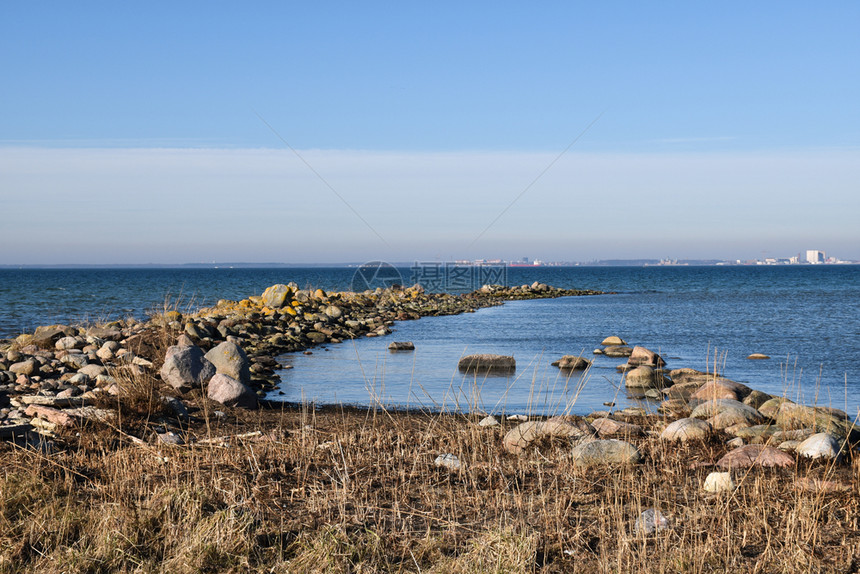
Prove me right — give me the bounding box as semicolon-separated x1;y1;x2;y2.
1;266;858;415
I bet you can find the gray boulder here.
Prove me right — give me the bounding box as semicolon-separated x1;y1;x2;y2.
207;373;258;409
160;345;216;393
571;439;642;466
204;341;251;384
262;284;292;308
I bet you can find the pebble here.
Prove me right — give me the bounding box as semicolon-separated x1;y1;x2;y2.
434;453;461;470
635;508;671;535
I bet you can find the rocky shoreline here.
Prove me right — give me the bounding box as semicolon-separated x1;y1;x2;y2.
0;281;601;438
1;279;857;469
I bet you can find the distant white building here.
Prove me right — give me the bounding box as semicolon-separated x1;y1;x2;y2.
805;249;825;264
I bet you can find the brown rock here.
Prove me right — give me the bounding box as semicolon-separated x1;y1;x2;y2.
551;355;591;370
591;417;643;438
716;444;795;469
627;346;666;368
691;379;752;402
25;404;74;427
458;354;515;372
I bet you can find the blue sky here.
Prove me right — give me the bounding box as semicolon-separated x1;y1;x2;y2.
1;2;858;264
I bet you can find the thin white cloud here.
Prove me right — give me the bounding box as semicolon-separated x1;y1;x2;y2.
1;146;858;264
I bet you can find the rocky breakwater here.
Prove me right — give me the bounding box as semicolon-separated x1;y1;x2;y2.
0;281;603;445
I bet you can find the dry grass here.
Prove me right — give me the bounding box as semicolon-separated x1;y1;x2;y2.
2;382;860;573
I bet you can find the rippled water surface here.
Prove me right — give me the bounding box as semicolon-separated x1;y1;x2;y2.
1;265;858;415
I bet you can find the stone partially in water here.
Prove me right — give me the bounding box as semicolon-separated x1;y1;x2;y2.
388;341;415;351
551;355;591;370
627;346;666;368
625;365;669;388
458;354;515;373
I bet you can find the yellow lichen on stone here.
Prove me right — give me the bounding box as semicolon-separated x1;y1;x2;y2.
163;310;182;322
283;307;297;316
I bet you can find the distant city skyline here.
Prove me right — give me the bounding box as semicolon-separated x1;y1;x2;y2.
1;3;858;265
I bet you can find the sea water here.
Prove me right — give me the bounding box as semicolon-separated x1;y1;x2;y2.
1;265;857;415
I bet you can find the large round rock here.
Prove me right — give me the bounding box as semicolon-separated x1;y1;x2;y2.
660;418;712;442
204;341;252;384
795;432;842;461
160;344;216;393
571;439;643;466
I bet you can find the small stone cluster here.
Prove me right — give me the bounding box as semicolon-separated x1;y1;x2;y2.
472;334;858;503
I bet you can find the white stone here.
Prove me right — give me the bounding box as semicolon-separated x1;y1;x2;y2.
703;472;735;493
478;415;499;427
434;453;461;470
796;432;842;461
